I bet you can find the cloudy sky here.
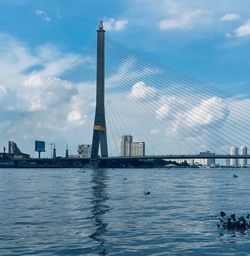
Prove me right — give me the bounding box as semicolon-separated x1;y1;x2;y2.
0;0;250;157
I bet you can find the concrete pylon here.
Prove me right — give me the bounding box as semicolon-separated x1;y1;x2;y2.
90;20;108;160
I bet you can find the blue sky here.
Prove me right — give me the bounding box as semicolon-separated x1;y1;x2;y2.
1;0;250;91
0;0;250;156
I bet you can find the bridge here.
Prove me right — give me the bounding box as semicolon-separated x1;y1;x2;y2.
0;20;250;168
102;155;250;160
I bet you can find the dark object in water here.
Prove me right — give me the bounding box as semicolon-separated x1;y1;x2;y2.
124;178;127;180
218;212;250;233
220;211;226;218
144;191;150;195
233;174;238;178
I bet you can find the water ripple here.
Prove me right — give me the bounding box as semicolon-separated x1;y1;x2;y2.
1;168;250;255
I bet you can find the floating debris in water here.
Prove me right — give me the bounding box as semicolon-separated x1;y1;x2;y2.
233;174;238;178
218;211;250;233
144;191;150;195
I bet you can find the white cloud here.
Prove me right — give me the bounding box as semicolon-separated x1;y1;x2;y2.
185;96;229;128
0;33;78;103
127;81;157;101
221;13;241;22
22;73;44;88
0;84;7;99
155;96;186;120
35;9;51;22
67;110;86;125
1;31;250;156
106;58;159;89
158;9;205;30
29;98;46;112
233;19;250;37
156;105;171;120
103;18;128;31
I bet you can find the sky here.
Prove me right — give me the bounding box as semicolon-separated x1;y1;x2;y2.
0;0;250;157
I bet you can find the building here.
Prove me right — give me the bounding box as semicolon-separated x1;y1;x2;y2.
230;146;239;167
131;142;145;157
120;135;145;157
78;144;92;158
240;145;247;167
173;151;215;166
197;151;215;166
120;135;133;156
120;135;127;156
225;158;230;166
5;141;30;159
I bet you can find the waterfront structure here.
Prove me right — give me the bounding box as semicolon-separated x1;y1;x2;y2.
6;141;30;159
78;144;92;158
173;151;215;166
197;151;215;166
225;158;230;166
240;145;247;166
230;146;239;167
91;20;108;160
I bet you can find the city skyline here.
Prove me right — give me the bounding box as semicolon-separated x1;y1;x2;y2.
0;1;250;156
2;2;250;255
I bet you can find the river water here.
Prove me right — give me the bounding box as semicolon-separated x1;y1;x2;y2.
0;168;250;255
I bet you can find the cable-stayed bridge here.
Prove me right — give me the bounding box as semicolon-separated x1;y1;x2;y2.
0;21;250;168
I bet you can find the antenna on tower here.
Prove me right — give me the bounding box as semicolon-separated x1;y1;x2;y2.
99;19;104;30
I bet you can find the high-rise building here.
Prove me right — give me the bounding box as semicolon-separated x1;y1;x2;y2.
125;135;133;156
120;135;133;156
240;145;247;167
78;144;92;158
120;135;129;156
230;146;239;167
131;142;145;156
120;135;145;156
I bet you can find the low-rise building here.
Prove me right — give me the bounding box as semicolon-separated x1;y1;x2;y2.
78;144;92;158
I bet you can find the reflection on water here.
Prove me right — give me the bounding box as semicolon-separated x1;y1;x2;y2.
89;169;110;255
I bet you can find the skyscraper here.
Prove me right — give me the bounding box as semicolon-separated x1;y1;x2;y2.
230;146;238;167
120;135;145;157
120;135;133;156
240;145;247;167
131;142;145;157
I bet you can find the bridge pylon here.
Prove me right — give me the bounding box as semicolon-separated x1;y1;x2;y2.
90;20;108;162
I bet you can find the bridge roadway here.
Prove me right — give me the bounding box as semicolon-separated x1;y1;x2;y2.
101;154;250;160
2;154;249;168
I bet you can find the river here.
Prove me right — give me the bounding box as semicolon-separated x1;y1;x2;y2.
0;168;250;255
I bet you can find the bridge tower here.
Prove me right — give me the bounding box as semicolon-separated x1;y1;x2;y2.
90;20;108;161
